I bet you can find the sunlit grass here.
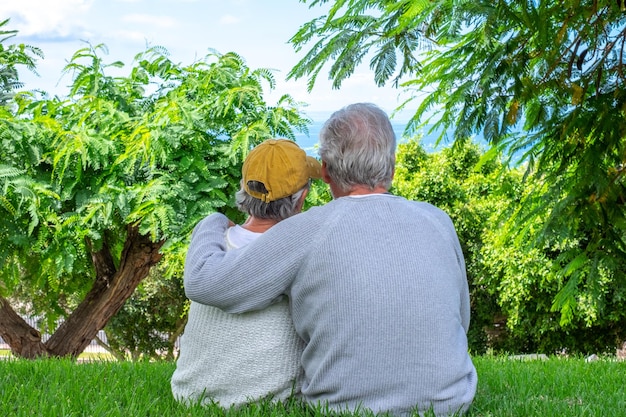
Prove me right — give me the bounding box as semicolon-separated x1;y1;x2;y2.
470;355;626;416
0;348;113;361
0;355;624;416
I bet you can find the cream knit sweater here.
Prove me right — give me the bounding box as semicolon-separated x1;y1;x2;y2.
171;225;304;407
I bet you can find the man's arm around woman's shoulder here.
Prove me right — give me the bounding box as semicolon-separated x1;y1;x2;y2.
183;212;306;313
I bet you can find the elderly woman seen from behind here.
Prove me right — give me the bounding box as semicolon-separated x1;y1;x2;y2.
171;139;321;408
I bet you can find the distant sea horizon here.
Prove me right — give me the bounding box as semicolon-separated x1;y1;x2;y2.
294;120;484;157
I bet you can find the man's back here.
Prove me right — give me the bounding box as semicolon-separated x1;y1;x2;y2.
285;194;476;416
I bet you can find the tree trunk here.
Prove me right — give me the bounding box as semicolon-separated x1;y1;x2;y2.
44;225;164;357
0;296;50;358
0;225;164;359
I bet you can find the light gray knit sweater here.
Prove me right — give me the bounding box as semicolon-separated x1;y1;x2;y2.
185;194;477;416
171;226;304;407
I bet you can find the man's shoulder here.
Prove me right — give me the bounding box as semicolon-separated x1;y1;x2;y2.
386;198;455;227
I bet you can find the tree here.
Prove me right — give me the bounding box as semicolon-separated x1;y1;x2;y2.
289;0;626;336
0;39;310;358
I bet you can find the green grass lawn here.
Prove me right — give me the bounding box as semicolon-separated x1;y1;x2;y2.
0;348;113;361
0;355;624;416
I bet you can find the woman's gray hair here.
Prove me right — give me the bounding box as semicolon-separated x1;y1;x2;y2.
235;181;310;221
319;102;396;193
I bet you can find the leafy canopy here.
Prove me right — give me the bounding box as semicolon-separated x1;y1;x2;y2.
289;0;626;329
1;41;310;328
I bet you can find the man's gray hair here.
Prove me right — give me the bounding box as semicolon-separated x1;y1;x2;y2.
319;103;396;193
235;181;310;221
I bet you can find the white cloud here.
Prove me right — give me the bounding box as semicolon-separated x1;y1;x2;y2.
121;14;178;28
112;29;153;43
219;15;241;25
0;0;93;38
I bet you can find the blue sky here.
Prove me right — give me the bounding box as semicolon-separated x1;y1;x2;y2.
2;0;414;122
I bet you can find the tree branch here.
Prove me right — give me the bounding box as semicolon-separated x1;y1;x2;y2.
44;225;164;357
0;295;50;358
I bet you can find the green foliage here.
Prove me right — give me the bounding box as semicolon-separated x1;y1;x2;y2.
104;268;187;361
290;0;626;348
480;181;626;353
0;27;310;344
393;138;626;353
304;178;333;209
289;1;426;90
